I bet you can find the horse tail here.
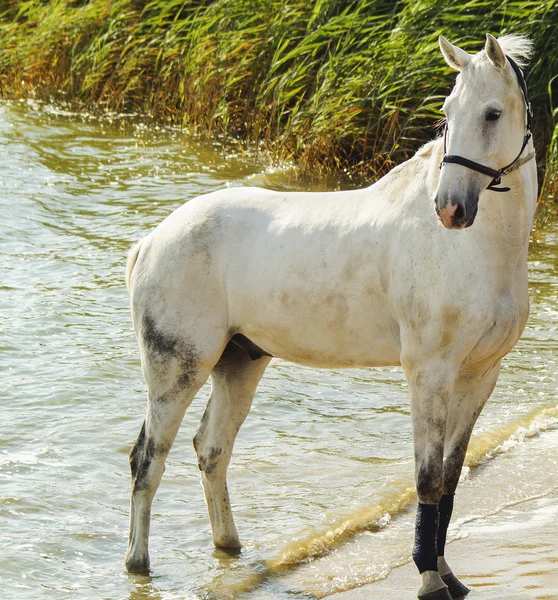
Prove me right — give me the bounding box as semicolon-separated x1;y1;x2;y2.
126;240;143;291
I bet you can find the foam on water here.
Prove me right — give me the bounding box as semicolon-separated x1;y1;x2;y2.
466;402;558;468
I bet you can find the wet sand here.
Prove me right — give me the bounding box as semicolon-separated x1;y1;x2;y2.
330;491;558;600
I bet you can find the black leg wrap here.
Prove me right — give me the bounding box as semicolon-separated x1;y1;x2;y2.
437;494;454;556
418;587;453;600
441;572;470;599
413;503;439;573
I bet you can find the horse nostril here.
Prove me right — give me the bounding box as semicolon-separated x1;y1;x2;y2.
452;202;465;224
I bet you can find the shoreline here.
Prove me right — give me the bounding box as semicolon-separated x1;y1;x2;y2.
273;415;558;600
329;491;558;599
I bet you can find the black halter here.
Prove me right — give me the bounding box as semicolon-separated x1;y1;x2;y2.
440;55;533;193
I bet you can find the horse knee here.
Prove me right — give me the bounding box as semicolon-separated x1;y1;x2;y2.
193;431;224;476
197;446;223;476
416;463;444;504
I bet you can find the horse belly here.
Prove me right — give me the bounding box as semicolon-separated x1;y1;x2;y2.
235;293;401;368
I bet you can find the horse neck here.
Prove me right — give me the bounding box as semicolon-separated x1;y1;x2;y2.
479;147;537;270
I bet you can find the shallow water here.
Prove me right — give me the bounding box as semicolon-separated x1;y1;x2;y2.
329;428;558;600
1;100;557;600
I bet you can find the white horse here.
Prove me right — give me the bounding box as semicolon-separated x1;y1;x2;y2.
125;34;536;600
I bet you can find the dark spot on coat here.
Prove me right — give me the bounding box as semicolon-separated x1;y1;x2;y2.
143;313;177;356
442;437;470;493
279;291;292;309
192;430;203;454
130;422;146;480
130;422;155;491
193;404;211;453
428;416;446;437
199;460;215;475
440;307;461;347
208;447;222;461
141;312;199;390
416;463;443;504
129;422;169;492
196;445;223;475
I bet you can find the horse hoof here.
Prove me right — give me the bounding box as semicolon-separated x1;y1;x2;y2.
213;537;241;551
125;554;150;575
214;545;242;558
441;572;470;598
418;585;452;600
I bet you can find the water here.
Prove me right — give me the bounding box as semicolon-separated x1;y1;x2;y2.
1;100;556;600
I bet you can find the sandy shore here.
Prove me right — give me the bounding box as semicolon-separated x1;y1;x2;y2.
329;491;558;600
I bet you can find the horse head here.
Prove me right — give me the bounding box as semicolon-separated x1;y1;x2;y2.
435;34;534;230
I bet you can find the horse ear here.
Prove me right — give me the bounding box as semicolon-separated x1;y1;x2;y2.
439;35;471;71
485;33;506;69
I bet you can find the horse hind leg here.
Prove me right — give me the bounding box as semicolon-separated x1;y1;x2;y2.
193;342;271;549
125;316;222;573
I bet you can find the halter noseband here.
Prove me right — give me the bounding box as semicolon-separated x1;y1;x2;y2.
440;55;534;193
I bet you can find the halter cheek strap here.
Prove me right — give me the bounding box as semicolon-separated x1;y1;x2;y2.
440;55;534;193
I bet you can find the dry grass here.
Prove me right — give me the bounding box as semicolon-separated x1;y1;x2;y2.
0;0;556;198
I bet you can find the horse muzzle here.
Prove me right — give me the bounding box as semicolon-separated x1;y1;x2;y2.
435;192;479;230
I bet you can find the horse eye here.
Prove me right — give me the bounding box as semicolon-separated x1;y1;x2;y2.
486;110;501;122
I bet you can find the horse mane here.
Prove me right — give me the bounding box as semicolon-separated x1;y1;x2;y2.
495;34;535;67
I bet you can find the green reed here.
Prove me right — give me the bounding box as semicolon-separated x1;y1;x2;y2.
0;0;556;198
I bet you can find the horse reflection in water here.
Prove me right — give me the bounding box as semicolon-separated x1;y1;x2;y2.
125;33;536;600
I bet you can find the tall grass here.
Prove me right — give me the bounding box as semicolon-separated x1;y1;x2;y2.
0;0;557;195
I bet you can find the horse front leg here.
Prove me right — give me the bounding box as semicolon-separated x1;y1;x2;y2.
405;359;455;600
436;362;501;599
